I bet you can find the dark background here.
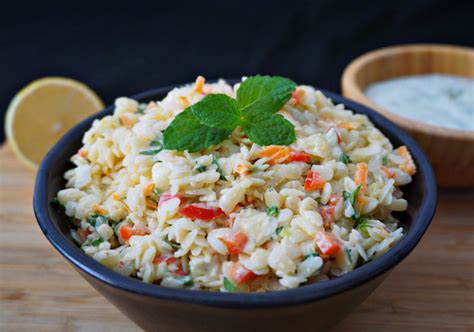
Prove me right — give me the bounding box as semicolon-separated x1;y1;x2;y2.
2;0;473;143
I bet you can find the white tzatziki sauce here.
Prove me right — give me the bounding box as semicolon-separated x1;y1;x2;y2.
365;74;473;131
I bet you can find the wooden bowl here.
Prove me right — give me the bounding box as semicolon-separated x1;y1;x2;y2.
342;44;474;187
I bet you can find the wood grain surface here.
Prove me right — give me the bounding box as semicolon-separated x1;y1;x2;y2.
0;144;473;332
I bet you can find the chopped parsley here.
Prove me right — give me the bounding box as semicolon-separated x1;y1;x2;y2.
303;252;319;260
339;154;350;165
175;275;194;287
196;165;207;173
139;149;162;155
355;217;371;237
153;187;162;197
150;140;163;148
223;277;237;292
345;247;353;265
163;235;180;250
343;185;362;206
136;104;146;114
342;191;351;201
248;165;259;173
275;226;284;235
112;222;122;236
354;215;368;228
50;197;65;212
382;155;389;166
139;140;164;155
266;206;279;217
87;214;108;227
90;236;104;247
212;155;227;181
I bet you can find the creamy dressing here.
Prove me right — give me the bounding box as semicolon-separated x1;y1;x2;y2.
365;74;474;131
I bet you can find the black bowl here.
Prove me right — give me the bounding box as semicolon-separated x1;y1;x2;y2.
34;82;437;332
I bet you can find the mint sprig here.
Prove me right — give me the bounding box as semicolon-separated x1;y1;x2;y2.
163;108;232;152
163;75;297;152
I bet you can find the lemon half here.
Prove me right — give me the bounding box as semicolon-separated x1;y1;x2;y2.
5;77;104;170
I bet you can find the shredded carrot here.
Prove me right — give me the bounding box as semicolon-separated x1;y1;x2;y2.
143;183;155;197
77;228;91;239
337;122;358;130
146;101;157;110
112;193;130;212
178;96;191;108
245;195;256;205
259;146;292;165
146;199;158;210
381;166;396;179
291;89;305;106
396;146;416;175
355;162;368;192
234;164;251;176
78;148;88;158
355;162;368;210
120;114;135;128
194;75;205;93
102;167;112;176
92;204;108;216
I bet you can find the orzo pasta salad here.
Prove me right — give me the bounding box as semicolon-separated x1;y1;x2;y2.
54;75;416;292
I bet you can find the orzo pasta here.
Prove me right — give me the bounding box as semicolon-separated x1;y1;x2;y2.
55;76;415;292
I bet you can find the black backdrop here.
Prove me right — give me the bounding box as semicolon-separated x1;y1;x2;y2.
2;0;473;143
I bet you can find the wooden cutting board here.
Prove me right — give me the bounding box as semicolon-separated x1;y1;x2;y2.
0;144;472;332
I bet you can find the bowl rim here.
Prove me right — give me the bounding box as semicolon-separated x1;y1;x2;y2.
341;43;474;140
33;81;437;309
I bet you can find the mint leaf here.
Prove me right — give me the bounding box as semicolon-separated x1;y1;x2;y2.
242;112;295;146
190;94;241;130
163;75;297;152
163;108;232;153
237;75;296;114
